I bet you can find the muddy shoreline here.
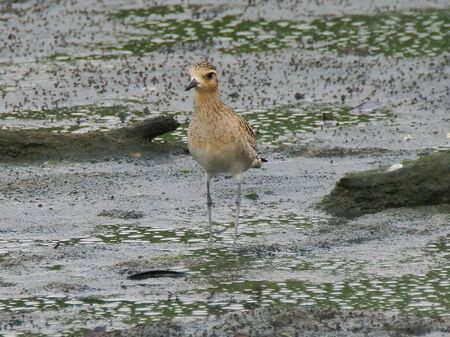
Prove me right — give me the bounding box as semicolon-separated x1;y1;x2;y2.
1;0;450;336
103;306;450;337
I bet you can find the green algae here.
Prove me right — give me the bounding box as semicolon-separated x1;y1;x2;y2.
112;5;184;19
41;8;450;61
1;219;449;336
0;104;131;133
155;103;392;145
107;8;449;57
1;102;391;143
2;265;449;336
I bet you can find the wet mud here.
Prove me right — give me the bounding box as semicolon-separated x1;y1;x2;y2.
0;0;449;336
102;306;450;337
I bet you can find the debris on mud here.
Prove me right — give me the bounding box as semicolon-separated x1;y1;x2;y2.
127;270;187;280
98;209;145;219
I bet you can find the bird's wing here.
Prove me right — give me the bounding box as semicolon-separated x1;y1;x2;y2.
222;104;258;151
223;103;266;167
237;114;259;154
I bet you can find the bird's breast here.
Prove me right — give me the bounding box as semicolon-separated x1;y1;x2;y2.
188;118;252;176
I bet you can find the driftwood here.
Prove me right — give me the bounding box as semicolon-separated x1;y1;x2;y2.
0;116;181;162
322;151;450;218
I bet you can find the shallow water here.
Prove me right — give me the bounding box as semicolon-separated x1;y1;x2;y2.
49;8;450;59
0;102;392;148
2;259;449;335
1;230;449;336
1;207;449;336
156;103;392;145
1;1;449;337
0;104;148;133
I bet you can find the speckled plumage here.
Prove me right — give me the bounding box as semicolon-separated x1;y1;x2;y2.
190;60;217;73
187;61;263;177
185;61;265;243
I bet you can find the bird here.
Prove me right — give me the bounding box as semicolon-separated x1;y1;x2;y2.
185;61;266;243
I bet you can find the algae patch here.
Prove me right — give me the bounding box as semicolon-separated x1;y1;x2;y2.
105;8;450;57
0;104;139;134
112;5;184;19
1;265;449;336
155;103;392;145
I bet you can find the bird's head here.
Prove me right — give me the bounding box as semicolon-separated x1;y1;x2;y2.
185;61;218;93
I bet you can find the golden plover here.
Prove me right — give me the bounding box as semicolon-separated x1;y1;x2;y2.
185;61;266;243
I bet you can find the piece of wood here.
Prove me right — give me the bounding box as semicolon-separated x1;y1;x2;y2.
128;270;187;280
0;116;182;162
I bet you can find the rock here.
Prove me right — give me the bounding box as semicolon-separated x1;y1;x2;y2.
115;115;179;142
294;92;305;100
97;209;144;219
322;151;450;218
0;116;182;162
84;326;107;337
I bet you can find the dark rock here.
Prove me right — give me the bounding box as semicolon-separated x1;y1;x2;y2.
97;209;144;219
322;151;450;218
84;326;107;337
294;92;305;100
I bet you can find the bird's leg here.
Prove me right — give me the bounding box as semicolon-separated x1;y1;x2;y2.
234;177;242;244
206;175;213;241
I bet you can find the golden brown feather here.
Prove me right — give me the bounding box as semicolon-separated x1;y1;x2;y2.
185;61;265;242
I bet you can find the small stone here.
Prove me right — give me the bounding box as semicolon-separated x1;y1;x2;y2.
386;163;403;172
245;191;259;200
294;92;305;100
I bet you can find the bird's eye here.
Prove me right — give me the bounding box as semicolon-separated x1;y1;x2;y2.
206;72;215;80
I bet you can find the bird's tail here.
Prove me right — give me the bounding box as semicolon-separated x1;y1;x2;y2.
251;156;267;169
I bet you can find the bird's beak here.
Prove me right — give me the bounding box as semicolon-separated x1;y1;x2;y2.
185;78;199;91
